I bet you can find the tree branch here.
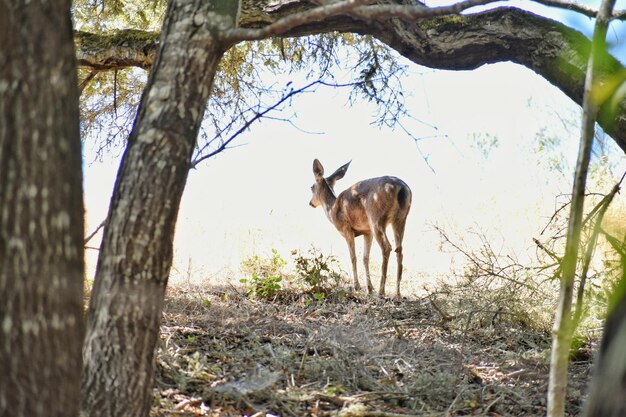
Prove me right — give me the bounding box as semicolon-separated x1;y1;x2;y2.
532;0;626;19
223;0;376;43
547;0;617;415
191;80;323;167
225;0;503;42
73;2;626;154
84;220;106;245
79;70;99;96
350;0;507;20
192;71;406;166
75;30;159;70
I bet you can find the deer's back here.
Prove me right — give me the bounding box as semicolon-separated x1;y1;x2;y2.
333;176;411;234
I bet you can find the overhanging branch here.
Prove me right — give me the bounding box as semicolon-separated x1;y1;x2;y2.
533;0;626;19
224;0;504;42
73;2;626;154
191;80;323;167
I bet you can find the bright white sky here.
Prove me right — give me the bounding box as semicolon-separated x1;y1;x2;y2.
83;3;626;293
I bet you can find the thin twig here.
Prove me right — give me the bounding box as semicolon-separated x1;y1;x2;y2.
533;238;561;262
113;69;118;118
79;70;98;96
84;220;106;244
532;0;626;19
572;172;625;329
446;386;465;416
191;73;401;167
428;296;454;322
191;80;322;168
173;398;203;410
350;0;505;20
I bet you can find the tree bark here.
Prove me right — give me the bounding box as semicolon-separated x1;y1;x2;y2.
584;278;626;416
548;2;615;415
75;2;626;153
0;2;84;417
80;1;237;417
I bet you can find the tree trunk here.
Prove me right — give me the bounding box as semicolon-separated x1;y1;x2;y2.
547;1;616;415
80;1;237;417
584;273;626;416
0;2;84;417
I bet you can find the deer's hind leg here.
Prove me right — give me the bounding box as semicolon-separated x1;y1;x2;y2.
373;226;392;297
392;217;408;299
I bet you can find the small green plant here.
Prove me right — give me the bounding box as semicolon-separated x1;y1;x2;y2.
313;292;326;302
240;248;287;278
240;274;282;300
324;381;347;395
240;249;286;300
85;277;94;288
293;248;343;295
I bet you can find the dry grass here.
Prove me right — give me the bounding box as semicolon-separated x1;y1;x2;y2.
151;282;593;417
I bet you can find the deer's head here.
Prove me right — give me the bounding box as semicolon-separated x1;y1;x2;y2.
309;159;351;208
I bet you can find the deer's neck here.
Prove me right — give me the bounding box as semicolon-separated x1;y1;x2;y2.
319;183;338;225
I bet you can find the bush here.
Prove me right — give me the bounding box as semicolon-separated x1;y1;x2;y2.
293;248;343;299
240;249;287;300
240;248;287;278
239;248;346;303
240;274;282;300
434;225;558;333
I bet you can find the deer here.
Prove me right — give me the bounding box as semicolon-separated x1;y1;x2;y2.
309;159;412;299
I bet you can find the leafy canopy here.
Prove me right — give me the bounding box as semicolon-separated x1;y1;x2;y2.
75;0;407;160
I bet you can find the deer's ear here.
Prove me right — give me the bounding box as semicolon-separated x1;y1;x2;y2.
326;161;351;187
313;159;324;179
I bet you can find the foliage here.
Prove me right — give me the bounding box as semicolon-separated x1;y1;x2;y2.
293;248;343;299
237;248;349;303
240;248;287;278
469;132;499;159
535;182;625;326
532;105;623;185
204;32;407;141
435;166;626;339
192;33;409;166
239;249;287;300
79;68;146;156
73;0;162;154
602;231;626;313
534;125;572;178
435;225;559;333
75;2;409;158
72;0;166;32
240;274;283;300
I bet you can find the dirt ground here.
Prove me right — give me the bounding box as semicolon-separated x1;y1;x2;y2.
151;284;593;417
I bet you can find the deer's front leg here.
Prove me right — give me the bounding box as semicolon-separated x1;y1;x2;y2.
345;235;360;291
363;233;374;294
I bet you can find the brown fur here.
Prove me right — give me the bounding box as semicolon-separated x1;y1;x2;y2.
310;159;412;298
